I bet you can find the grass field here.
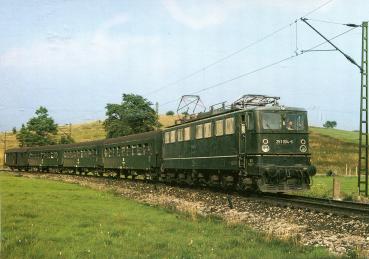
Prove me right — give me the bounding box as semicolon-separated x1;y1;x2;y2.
310;127;358;145
0;172;333;259
292;175;364;201
309;130;357;176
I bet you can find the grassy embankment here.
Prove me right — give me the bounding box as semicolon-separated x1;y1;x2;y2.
0;118;362;199
0;173;332;259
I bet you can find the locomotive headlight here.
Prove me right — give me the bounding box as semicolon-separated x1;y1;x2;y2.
262;144;270;153
262;138;269;144
300;145;307;153
300;139;306;145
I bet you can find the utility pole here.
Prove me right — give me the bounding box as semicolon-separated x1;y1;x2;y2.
155;102;159;115
358;22;368;196
3;132;7;168
4;132;7;151
301;19;369;196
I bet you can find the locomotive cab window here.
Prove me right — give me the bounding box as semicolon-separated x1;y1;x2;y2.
284;113;306;131
262;112;282;130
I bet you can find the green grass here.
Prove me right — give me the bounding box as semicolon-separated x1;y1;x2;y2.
309;129;357;176
310;127;359;145
0;173;334;259
294;175;359;200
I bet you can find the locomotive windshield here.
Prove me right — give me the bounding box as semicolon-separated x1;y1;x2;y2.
262;112;281;130
261;112;306;131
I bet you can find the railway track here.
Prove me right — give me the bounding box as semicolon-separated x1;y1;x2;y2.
2;169;369;219
253;192;369;219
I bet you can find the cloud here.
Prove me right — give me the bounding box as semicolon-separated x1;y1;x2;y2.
163;0;335;29
163;0;231;30
0;14;160;69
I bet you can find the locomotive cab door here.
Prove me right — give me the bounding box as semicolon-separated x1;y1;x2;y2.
238;114;247;169
239;114;247;155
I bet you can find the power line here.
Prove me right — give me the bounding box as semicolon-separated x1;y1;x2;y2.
160;26;358;108
301;0;335;18
146;0;335;97
145;23;293;96
305;18;348;26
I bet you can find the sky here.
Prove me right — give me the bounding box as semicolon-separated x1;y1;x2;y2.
0;0;368;131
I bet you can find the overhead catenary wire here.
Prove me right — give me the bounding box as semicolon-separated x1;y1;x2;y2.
145;0;335;97
160;26;358;108
145;23;294;96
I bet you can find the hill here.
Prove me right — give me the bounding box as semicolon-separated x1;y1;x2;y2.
0;118;360;176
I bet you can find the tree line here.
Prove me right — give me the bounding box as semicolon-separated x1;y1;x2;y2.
16;94;161;147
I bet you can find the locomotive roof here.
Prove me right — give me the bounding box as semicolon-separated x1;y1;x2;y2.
167;105;306;128
103;130;160;144
6;131;162;153
5;147;29;152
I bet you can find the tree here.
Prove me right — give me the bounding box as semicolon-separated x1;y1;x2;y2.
104;94;161;138
59;135;75;144
323;120;337;129
12;127;16;134
166;110;175;116
16;106;58;147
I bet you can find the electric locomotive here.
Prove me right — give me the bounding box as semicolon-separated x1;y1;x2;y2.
162;95;316;192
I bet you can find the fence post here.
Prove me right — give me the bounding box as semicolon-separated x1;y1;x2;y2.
333;176;341;200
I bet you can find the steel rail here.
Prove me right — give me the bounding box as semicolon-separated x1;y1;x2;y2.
253;192;369;219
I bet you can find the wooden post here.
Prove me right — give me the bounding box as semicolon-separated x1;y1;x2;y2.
345;164;348;176
333;177;341;200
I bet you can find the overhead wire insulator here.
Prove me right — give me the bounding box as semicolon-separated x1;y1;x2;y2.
344;23;361;28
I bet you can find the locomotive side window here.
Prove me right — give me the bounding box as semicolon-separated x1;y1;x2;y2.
215;120;224;136
164;132;170;144
184;127;191;141
262;112;282;130
170;130;176;143
204;122;212;138
225;118;235;135
196;124;203;139
177;128;184;142
247;113;255;130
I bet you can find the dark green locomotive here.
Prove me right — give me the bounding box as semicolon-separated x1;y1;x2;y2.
162;95;315;192
5;95;316;192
